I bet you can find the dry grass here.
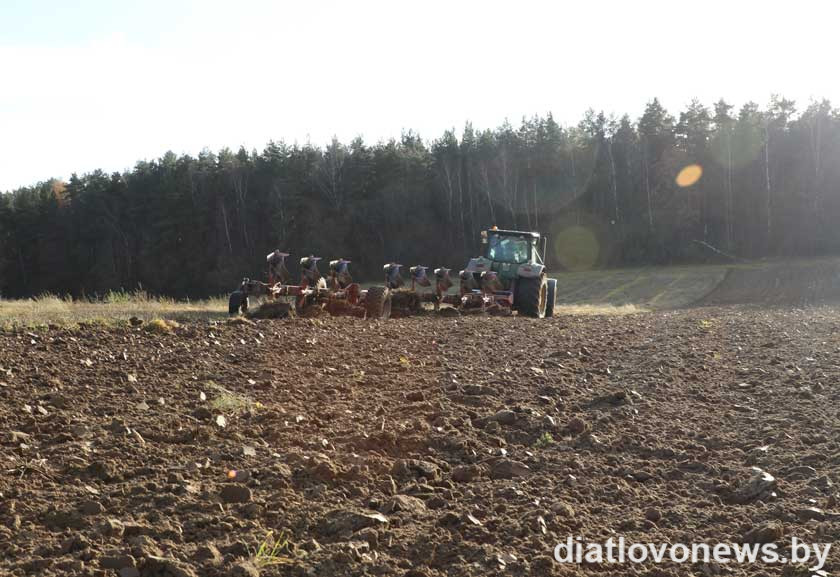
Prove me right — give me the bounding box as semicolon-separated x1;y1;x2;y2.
144;318;180;334
553;303;647;316
207;382;255;414
0;291;229;330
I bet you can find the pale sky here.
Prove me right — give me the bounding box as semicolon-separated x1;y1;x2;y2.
1;0;838;192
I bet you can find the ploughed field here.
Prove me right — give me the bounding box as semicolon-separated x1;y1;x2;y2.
1;306;840;576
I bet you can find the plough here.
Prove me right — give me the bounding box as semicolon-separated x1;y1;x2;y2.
229;253;391;319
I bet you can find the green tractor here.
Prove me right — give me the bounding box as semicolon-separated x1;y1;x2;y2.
457;227;557;318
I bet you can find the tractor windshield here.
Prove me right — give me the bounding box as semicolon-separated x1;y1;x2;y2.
487;235;530;264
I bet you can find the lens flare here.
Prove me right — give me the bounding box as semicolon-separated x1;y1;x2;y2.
554;226;599;271
676;164;703;187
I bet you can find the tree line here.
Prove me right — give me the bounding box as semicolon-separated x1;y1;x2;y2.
1;96;838;299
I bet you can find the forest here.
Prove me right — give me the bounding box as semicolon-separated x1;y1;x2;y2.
1;96;838;299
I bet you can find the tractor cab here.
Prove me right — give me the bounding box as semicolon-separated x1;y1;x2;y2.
476;228;545;283
483;228;542;265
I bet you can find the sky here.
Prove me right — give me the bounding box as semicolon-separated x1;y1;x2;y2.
1;0;838;192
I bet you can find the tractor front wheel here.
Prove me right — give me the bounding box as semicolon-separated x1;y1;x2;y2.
516;276;547;318
365;286;392;319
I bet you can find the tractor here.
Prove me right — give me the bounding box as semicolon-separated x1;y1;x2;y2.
452;227;557;317
228;227;555;319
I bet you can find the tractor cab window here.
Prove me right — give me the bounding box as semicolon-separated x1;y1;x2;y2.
488;235;530;264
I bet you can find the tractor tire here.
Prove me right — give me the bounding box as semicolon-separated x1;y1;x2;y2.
545;278;557;317
228;291;243;315
516;276;547;318
365;286;392;319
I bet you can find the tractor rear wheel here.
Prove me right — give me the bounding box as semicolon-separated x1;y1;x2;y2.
516;276;547;318
365;286;392;319
228;291;246;315
545;278;557;317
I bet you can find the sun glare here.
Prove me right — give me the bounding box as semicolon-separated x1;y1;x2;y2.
676;164;703;187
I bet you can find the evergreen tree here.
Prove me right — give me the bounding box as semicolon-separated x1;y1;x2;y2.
2;97;839;298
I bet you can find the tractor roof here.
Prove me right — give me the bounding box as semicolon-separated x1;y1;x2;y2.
488;229;541;239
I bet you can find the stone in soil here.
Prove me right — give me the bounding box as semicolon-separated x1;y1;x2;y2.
489;459;531;479
743;522;784;544
318;509;389;536
220;484;253;504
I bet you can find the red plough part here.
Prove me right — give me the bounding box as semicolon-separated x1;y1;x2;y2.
230;253;391;319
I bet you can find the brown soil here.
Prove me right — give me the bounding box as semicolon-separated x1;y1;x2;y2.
1;307;839;576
